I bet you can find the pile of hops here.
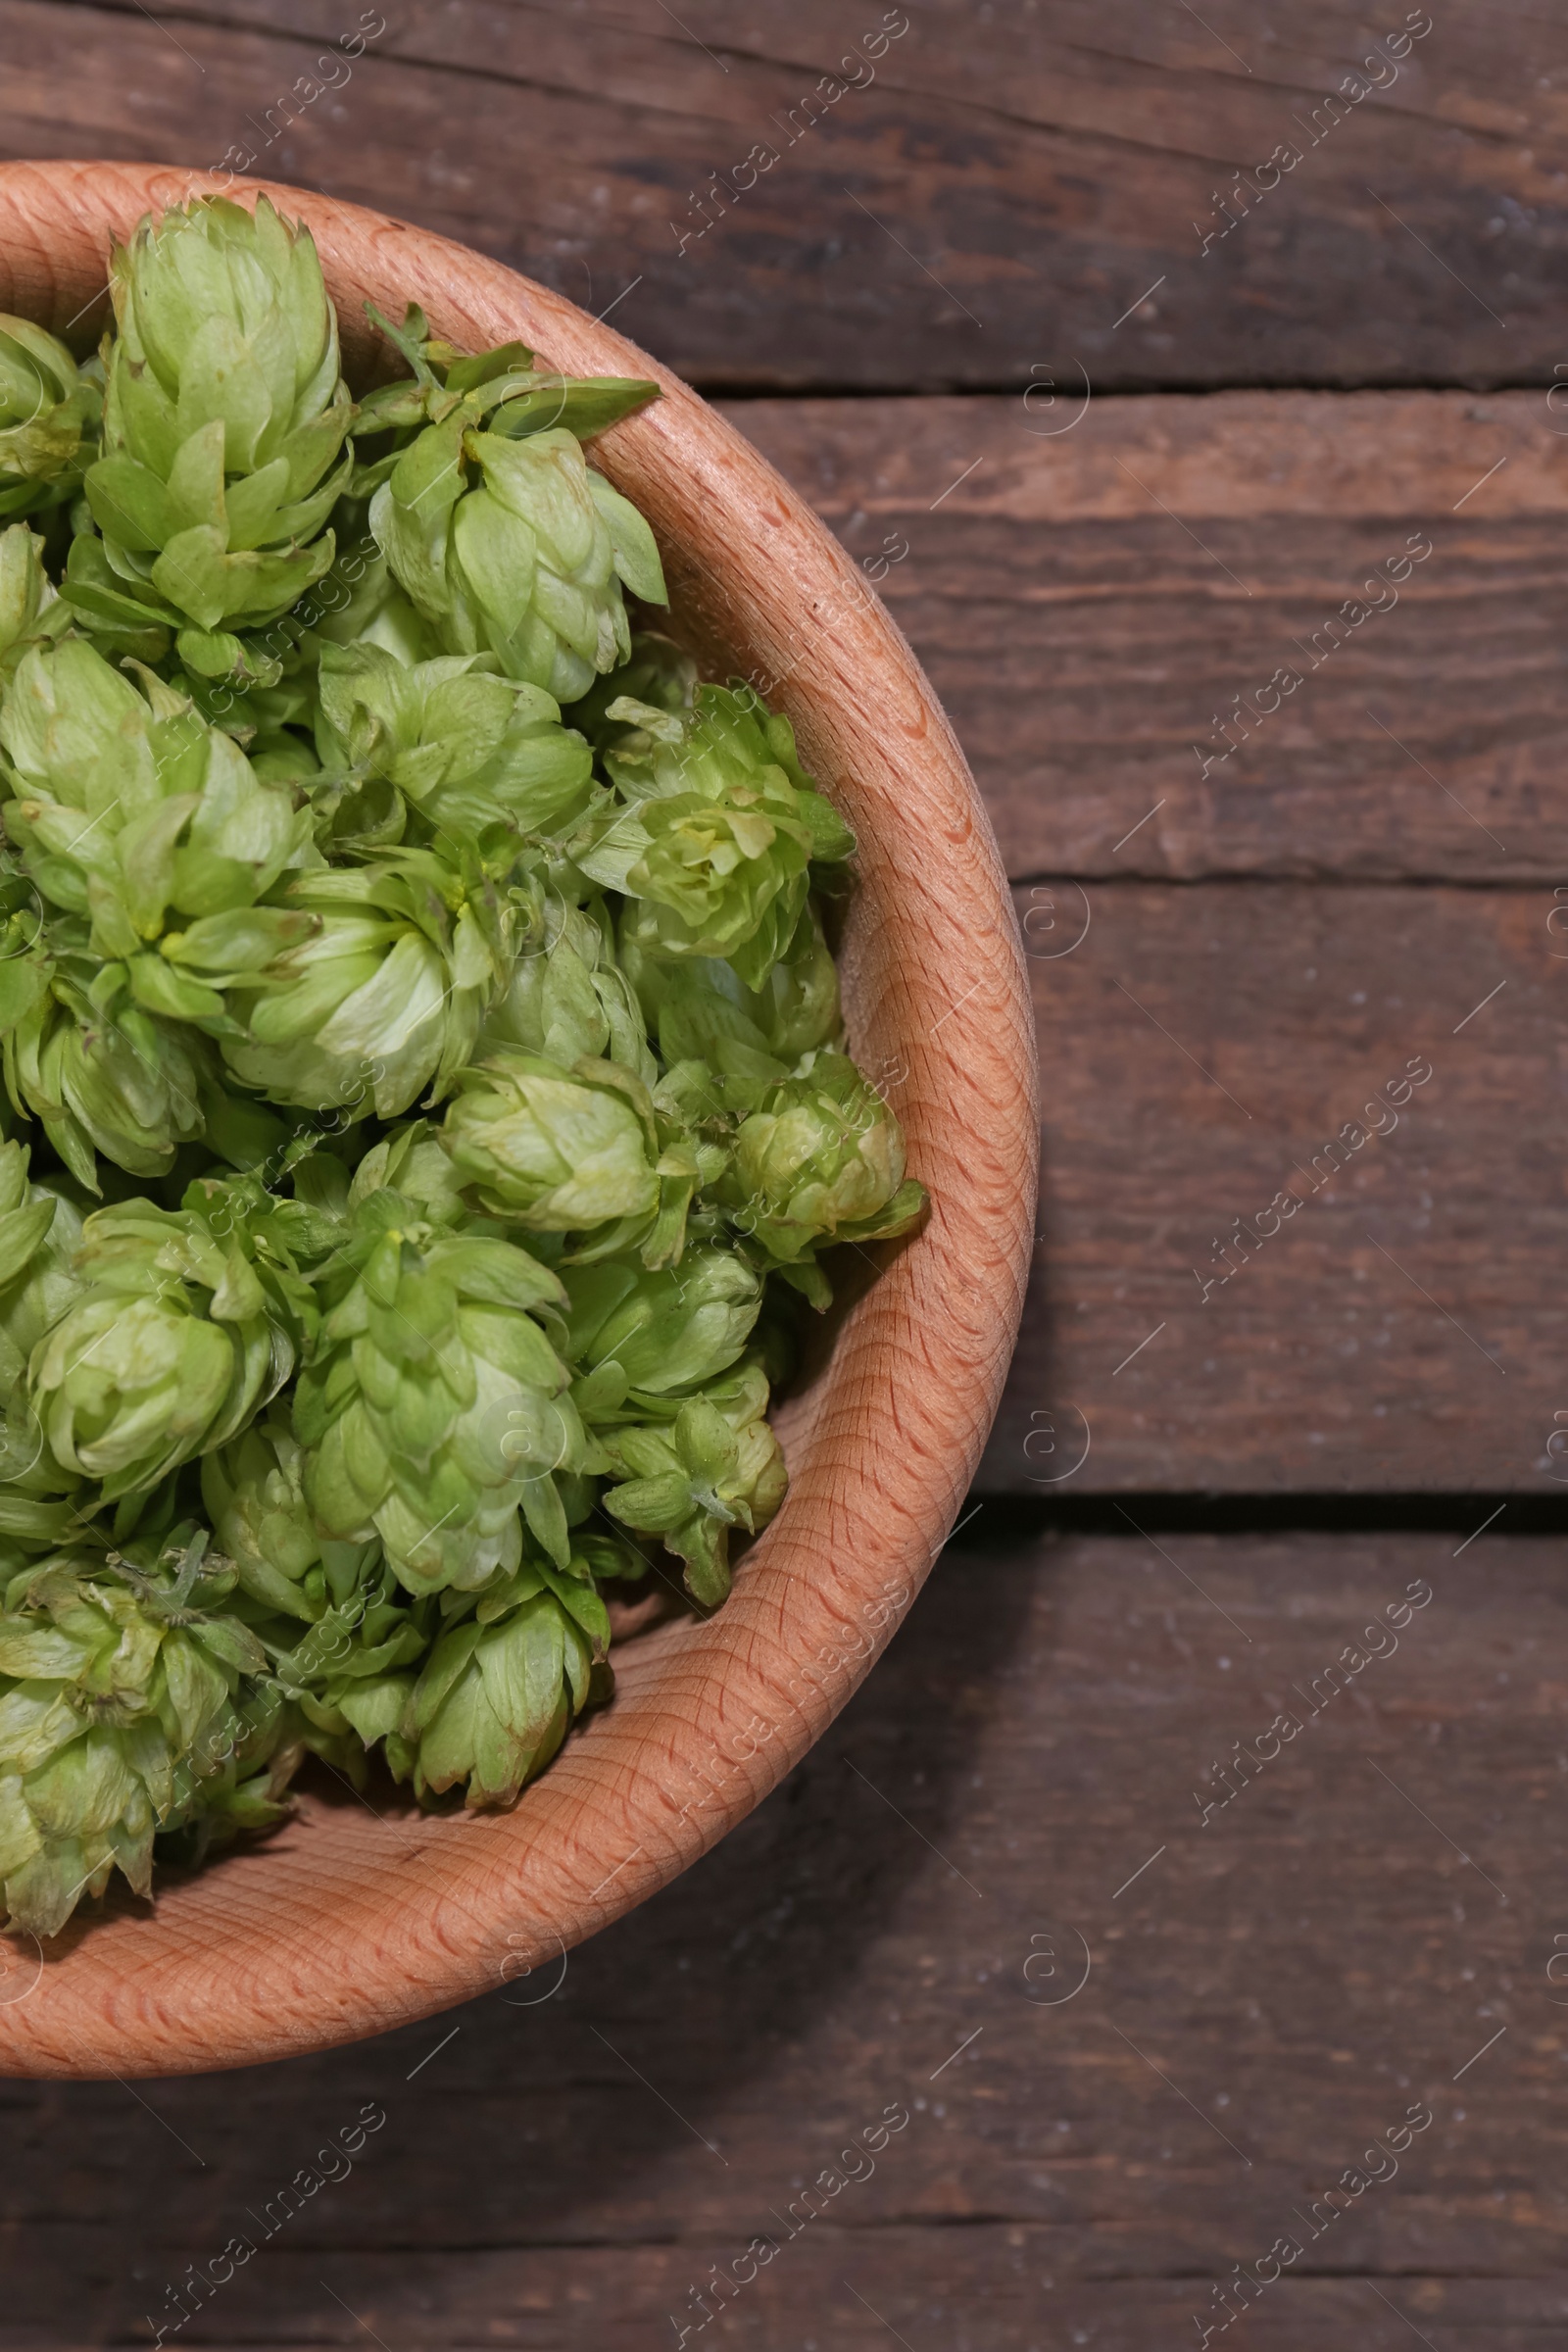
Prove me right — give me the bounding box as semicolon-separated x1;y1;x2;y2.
0;197;924;1937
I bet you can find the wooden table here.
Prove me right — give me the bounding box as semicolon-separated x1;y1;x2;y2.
4;6;1566;2345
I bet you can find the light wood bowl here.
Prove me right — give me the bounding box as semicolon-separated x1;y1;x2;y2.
0;162;1036;2079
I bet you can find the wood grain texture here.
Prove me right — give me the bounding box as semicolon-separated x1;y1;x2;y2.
721;388;1568;1489
0;2;1563;389
724;389;1568;881
978;879;1568;1494
0;162;1035;2080
2;1532;1562;2348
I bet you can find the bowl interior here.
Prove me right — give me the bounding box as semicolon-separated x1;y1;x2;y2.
0;162;1036;2078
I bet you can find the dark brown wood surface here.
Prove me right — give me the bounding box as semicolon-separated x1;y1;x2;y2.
4;5;1567;2346
980;877;1567;1494
729;391;1568;883
4;1534;1563;2349
727;394;1568;1492
3;1;1566;391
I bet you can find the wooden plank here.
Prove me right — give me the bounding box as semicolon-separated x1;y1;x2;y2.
1;1533;1562;2347
968;879;1568;1494
724;389;1568;881
2;1;1564;390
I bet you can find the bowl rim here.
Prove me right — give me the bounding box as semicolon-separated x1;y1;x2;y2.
0;160;1037;2079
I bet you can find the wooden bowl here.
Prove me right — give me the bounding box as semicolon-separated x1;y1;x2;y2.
0;162;1036;2079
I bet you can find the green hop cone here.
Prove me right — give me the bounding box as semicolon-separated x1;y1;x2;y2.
294;1186;593;1591
722;1049;927;1302
0;316;100;520
0;640;314;968
440;1049;662;1235
724;1047;925;1270
478;892;656;1088
621;898;841;1108
558;1247;763;1419
0;928;208;1190
24;1191;303;1508
445;1045;724;1270
0;1532;272;1936
398;1553;608;1807
75;195;352;674
600;1365;786;1608
211;845;519;1118
314;640;595;848
577;687;855;991
201;1405;379;1623
371;418;666;703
